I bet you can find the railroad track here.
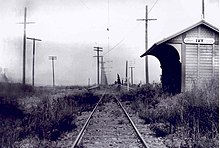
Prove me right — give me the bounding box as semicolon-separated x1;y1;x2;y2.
71;91;149;148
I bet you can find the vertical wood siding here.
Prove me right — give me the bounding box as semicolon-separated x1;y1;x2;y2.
185;44;198;90
184;25;218;90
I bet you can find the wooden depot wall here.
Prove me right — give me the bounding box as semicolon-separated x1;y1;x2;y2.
166;24;219;91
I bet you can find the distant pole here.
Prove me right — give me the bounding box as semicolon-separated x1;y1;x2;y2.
23;8;27;86
137;5;157;84
88;78;90;86
93;47;103;85
100;56;104;85
202;0;205;19
145;6;149;84
17;7;35;86
125;60;129;91
49;56;57;87
125;60;128;84
27;37;42;86
129;66;135;85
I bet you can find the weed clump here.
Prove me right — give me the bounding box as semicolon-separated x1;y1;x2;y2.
0;83;99;147
120;81;219;147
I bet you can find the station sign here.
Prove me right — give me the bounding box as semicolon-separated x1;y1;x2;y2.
184;37;215;44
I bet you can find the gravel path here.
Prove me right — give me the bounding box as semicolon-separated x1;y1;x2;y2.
14;92;167;148
122;101;167;148
78;97;145;148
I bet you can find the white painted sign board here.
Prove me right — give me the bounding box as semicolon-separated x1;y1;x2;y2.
184;38;215;44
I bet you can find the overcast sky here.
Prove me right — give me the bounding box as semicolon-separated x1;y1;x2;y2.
0;0;219;86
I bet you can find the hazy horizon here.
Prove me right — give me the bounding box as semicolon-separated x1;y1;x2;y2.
0;0;219;86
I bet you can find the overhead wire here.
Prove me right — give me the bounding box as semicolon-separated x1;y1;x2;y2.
102;19;142;56
102;0;159;56
79;0;89;9
102;0;160;56
102;38;125;56
148;0;160;14
107;0;110;54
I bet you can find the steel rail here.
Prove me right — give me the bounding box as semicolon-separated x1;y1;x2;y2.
114;95;149;148
71;90;106;148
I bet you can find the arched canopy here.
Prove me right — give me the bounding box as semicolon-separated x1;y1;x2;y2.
144;44;180;66
142;44;181;94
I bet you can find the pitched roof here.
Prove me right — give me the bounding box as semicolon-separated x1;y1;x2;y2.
141;20;219;57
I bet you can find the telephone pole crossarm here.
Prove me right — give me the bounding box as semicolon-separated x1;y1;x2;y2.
27;37;42;42
93;47;103;85
17;7;35;86
26;37;42;86
137;19;157;21
137;5;157;84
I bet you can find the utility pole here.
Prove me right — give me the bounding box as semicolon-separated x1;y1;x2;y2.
88;78;90;87
137;5;156;84
27;37;42;86
100;56;104;85
125;60;129;91
100;56;108;85
104;60;112;82
129;66;135;85
17;7;35;86
125;60;128;85
93;47;103;85
49;56;57;87
202;0;205;19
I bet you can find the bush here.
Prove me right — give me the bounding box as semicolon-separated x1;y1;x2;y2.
0;83;34;98
0;86;99;147
20;91;99;141
120;81;218;147
120;84;162;105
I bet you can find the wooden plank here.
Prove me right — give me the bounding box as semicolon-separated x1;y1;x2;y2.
186;63;198;66
200;57;212;60
186;58;197;62
200;76;213;79
200;53;212;56
186;62;198;65
185;74;198;77
186;57;198;60
186;70;198;73
186;72;198;75
199;72;213;75
199;68;213;71
199;62;212;65
200;54;212;57
200;51;212;54
181;42;186;92
200;61;212;65
186;67;198;70
199;69;213;72
186;49;198;52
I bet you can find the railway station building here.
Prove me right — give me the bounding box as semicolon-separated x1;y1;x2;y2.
141;20;219;93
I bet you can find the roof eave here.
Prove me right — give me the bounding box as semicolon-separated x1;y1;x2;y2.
140;20;219;58
140;44;158;57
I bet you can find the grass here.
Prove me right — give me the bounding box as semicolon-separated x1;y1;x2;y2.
120;80;219;147
1;81;218;147
0;82;99;147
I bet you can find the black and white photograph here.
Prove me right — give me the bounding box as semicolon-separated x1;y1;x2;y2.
0;0;219;147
